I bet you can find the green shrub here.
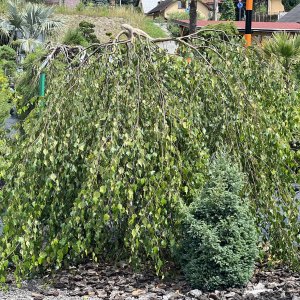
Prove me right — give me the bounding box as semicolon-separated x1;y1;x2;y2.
0;45;16;61
179;154;258;290
0;46;17;76
202;22;239;37
79;21;100;44
0;69;14;125
220;0;236;21
75;2;85;11
63;28;89;46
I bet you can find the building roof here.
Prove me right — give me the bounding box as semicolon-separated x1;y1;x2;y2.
135;0;159;14
278;4;300;22
175;20;300;32
147;0;173;15
147;0;211;15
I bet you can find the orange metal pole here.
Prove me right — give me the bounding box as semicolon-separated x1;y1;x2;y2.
245;0;253;47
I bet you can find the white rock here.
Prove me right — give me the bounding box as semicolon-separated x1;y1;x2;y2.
189;289;203;298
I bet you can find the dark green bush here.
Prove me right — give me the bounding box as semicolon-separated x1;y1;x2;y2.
0;45;16;61
179;154;258;291
0;46;17;76
79;21;100;44
63;29;89;47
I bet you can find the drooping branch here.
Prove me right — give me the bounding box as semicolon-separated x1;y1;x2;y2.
36;23;239;75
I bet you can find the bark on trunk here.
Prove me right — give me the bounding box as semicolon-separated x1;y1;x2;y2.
189;0;197;34
213;0;218;20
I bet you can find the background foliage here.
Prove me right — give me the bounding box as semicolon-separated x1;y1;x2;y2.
0;69;14;125
0;46;17;77
220;0;236;21
282;0;300;11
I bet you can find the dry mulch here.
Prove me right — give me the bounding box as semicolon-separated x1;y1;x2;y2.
1;262;300;300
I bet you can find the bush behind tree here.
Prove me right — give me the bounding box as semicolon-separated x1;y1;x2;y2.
220;0;236;20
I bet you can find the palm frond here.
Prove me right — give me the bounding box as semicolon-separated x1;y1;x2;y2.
263;32;300;63
19;37;42;52
7;0;24;30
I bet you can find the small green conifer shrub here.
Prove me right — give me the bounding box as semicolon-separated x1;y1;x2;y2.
63;28;89;47
179;154;258;291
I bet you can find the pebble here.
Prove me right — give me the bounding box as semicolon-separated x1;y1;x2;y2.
189;289;203;298
31;292;44;300
225;291;236;298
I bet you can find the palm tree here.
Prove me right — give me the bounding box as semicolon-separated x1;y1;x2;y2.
263;32;300;71
0;20;12;44
0;0;62;52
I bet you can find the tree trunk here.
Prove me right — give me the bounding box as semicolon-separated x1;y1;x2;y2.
213;0;218;20
189;0;197;34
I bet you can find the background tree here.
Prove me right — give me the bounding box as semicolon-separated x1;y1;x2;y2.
220;0;236;20
282;0;300;11
0;0;62;52
263;32;300;73
189;0;197;34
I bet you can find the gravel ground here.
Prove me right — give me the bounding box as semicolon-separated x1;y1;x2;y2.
1;263;300;300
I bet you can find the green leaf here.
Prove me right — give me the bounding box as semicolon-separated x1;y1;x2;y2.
100;186;107;194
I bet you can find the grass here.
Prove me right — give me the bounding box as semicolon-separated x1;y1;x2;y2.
55;5;167;38
0;0;7;14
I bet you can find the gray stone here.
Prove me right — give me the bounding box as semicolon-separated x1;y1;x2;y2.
151;287;167;295
162;292;182;299
43;290;59;296
266;282;278;289
132;289;146;296
31;292;44;300
139;292;158;300
96;289;108;298
189;289;203;298
224;291;236;298
208;293;220;300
